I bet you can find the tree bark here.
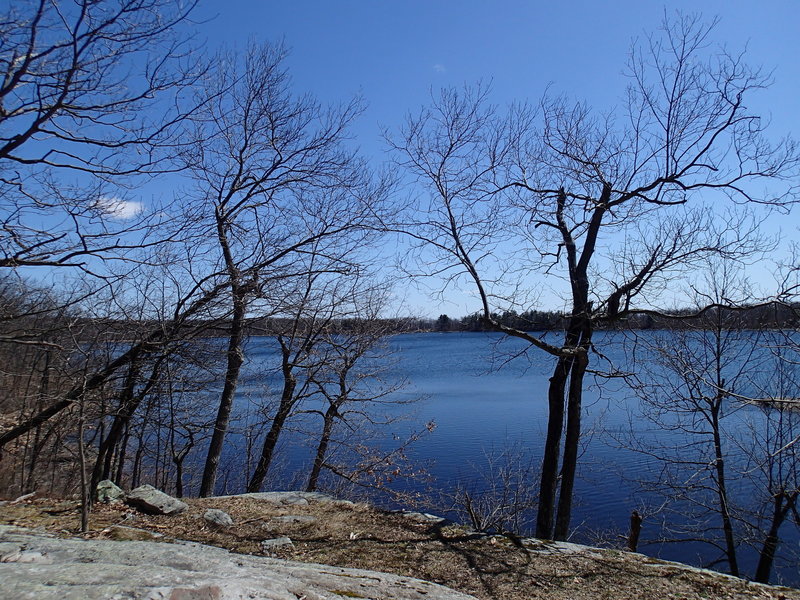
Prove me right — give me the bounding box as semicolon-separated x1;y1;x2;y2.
247;355;297;492
199;293;246;497
711;406;739;577
77;397;89;532
754;493;796;583
628;510;643;551
536;354;571;539
554;342;589;540
306;404;338;492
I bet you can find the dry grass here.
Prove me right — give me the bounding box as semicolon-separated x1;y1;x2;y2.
0;495;797;600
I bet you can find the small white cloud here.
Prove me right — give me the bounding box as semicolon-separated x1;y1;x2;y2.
433;63;446;73
93;196;144;220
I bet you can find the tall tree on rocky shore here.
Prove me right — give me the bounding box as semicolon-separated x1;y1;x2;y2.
390;14;799;540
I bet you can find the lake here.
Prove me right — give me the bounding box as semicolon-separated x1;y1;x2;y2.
218;330;800;585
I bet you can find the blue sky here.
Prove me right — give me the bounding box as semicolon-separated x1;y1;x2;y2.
197;1;799;153
192;1;800;316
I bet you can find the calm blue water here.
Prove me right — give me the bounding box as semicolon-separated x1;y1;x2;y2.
206;331;799;585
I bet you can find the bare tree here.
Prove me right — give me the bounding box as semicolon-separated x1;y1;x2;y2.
302;286;412;494
180;42;390;497
445;442;540;536
625;263;765;577
624;265;800;583
245;268;337;493
745;391;800;583
389;13;799;540
0;257;242;457
0;275;85;494
0;0;213;481
739;336;800;583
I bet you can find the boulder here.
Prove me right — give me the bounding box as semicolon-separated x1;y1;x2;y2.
96;480;125;504
125;485;187;515
0;525;479;599
203;508;233;528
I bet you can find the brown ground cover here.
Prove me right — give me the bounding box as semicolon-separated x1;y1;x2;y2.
0;494;796;600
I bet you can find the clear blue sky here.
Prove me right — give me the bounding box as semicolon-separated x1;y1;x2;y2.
194;1;800;316
197;1;799;152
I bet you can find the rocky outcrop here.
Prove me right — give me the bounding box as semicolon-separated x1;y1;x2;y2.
211;491;353;506
0;524;478;600
125;484;188;515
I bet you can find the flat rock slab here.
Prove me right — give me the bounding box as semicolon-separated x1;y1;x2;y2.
260;536;294;555
0;525;478;600
395;510;450;524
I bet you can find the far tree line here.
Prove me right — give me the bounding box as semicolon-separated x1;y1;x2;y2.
437;303;800;333
38;300;800;341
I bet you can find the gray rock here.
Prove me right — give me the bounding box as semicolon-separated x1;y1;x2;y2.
270;515;317;524
9;492;36;504
0;525;478;599
125;484;187;515
96;480;125;504
259;536;294;555
203;508;234;528
395;510;450;524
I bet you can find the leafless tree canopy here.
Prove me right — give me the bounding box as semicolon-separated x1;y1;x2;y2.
0;0;202;271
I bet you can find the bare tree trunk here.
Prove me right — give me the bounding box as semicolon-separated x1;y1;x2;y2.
247;365;297;492
536;355;570;539
131;417;149;489
200;292;246;497
200;203;251;498
754;493;796;583
175;459;185;498
307;404;338;492
628;510;643;551
77;396;89;533
555;343;589;540
115;421;131;486
544;186;604;541
711;406;739;577
24;351;51;492
24;424;52;493
172;436;195;498
48;431;63;496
